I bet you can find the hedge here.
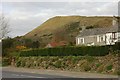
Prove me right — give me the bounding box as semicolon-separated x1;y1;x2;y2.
19;43;119;57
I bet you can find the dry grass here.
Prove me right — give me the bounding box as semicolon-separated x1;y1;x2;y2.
24;16;113;46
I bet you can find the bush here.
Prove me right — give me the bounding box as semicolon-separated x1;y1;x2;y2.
21;61;25;67
19;43;119;57
84;65;91;71
81;62;91;71
16;60;21;67
97;65;104;73
106;65;113;70
44;64;49;69
117;70;120;75
54;61;62;68
2;58;11;66
85;55;95;62
25;62;31;68
96;63;101;68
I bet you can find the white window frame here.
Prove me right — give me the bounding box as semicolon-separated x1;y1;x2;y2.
100;36;104;42
97;35;100;42
97;35;105;42
79;38;84;44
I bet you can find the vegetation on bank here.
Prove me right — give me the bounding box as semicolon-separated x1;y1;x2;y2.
13;53;119;75
2;57;11;66
2;37;40;57
2;52;119;75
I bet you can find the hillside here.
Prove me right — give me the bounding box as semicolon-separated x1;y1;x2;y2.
24;16;114;47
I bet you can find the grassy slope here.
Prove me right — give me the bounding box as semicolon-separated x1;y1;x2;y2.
24;16;113;46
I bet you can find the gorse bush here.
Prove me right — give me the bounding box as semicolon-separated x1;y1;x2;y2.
19;44;119;57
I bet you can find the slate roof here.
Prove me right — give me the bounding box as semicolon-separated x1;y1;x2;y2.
76;26;118;37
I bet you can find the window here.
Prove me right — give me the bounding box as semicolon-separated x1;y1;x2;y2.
80;39;84;43
101;36;103;41
79;38;84;43
97;35;105;42
118;32;120;41
112;32;117;39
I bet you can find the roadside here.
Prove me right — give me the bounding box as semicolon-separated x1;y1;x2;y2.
2;66;119;78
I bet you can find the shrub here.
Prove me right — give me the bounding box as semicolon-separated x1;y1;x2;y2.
97;65;104;73
96;63;101;68
54;61;62;68
86;25;94;29
25;62;31;68
71;56;78;63
117;70;120;75
81;62;91;71
9;52;20;57
84;65;91;71
21;61;25;67
85;55;95;62
2;58;11;66
106;65;113;70
16;60;21;67
16;45;26;50
44;64;49;69
19;44;119;57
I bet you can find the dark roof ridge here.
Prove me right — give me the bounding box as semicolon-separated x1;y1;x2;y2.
76;26;118;37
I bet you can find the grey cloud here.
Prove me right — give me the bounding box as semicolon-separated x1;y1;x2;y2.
2;2;118;37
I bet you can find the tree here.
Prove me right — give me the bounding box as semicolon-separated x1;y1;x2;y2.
32;41;40;48
23;39;33;48
0;15;10;39
2;37;14;56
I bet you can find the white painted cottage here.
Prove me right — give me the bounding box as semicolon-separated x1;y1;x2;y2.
76;16;120;46
76;26;120;46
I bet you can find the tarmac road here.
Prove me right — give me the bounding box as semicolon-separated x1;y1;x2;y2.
2;71;70;78
1;67;119;80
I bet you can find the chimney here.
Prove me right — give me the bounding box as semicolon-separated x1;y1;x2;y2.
79;21;87;33
112;16;118;26
79;26;86;33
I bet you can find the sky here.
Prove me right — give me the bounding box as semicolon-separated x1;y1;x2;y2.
0;1;119;38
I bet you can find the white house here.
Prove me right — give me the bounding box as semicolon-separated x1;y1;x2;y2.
76;27;119;46
76;16;120;46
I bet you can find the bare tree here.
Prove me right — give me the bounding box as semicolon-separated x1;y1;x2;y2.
0;15;10;39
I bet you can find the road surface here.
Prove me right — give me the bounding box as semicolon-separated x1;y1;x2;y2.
1;66;119;79
2;71;70;78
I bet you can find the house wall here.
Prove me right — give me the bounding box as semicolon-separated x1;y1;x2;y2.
95;34;106;46
76;32;120;46
0;41;1;55
76;34;106;46
84;36;96;46
118;32;120;42
105;33;113;45
105;32;120;45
